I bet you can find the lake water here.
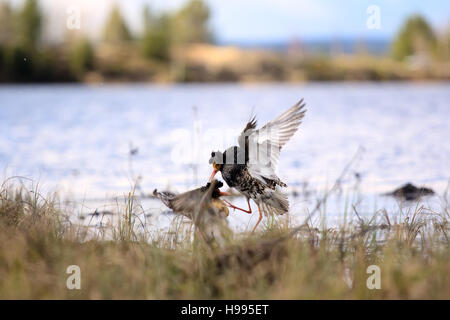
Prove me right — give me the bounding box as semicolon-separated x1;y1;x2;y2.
1;83;449;230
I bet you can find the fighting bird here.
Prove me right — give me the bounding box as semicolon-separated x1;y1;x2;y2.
209;99;306;233
153;180;230;220
153;180;232;245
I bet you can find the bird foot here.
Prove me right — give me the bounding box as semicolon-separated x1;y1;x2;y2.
222;199;252;214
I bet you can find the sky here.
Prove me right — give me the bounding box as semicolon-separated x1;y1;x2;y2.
14;0;450;43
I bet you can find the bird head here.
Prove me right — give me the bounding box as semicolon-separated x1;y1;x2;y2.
208;151;224;181
201;180;226;198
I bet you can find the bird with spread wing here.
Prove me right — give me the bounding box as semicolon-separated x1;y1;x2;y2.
153;180;232;246
208;99;306;232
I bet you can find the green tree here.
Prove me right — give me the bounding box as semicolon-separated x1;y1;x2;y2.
16;0;43;49
436;27;450;60
69;38;95;77
0;2;15;46
392;15;437;61
0;1;15;75
172;0;212;45
103;5;132;43
140;5;171;61
1;0;43;80
141;14;172;61
142;5;153;31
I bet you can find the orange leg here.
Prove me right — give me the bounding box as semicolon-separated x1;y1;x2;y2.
251;203;263;233
223;198;252;214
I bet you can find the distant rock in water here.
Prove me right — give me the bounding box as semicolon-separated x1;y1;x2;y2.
386;183;434;201
87;210;114;217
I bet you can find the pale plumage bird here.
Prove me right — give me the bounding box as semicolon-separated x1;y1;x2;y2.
209;99;306;232
153;180;231;245
153;180;229;220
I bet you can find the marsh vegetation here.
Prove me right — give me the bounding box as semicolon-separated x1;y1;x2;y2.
0;174;448;299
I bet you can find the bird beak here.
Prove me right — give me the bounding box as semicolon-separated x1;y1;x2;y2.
219;191;231;196
209;169;218;182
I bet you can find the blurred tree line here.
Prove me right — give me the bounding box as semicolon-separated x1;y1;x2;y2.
0;0;59;81
0;0;212;82
0;0;448;83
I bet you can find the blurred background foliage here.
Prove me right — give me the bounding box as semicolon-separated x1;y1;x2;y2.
102;5;132;44
0;0;449;83
69;37;94;78
141;8;172;62
392;15;438;60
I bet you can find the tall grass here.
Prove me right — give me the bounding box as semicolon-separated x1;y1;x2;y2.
0;177;448;299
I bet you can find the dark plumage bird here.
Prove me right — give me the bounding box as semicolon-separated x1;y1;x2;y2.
209;99;306;232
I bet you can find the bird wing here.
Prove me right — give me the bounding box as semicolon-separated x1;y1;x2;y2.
153;189;177;208
237;116;257;164
238;99;306;183
170;188;203;219
170;180;222;222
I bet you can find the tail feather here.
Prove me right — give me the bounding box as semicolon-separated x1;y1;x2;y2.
153;189;177;209
260;188;289;216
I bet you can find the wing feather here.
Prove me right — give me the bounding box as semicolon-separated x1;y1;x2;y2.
239;99;306;184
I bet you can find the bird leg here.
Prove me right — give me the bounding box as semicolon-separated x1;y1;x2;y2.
222;198;252;214
251;203;263;233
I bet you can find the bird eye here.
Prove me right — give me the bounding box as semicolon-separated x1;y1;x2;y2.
211;152;215;157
